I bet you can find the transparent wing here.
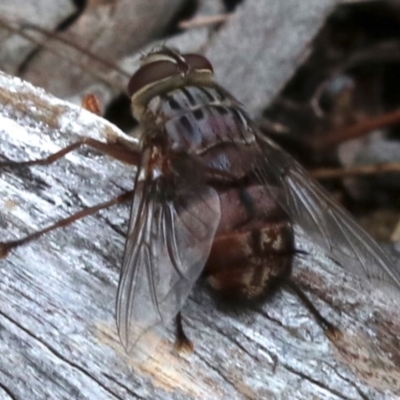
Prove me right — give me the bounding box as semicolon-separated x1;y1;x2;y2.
116;175;221;351
253;132;400;289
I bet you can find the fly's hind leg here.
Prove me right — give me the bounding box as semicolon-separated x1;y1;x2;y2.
285;279;342;341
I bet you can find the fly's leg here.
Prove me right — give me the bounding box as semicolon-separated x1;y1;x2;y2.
0;190;133;258
174;312;194;353
284;279;342;341
0;137;139;168
1;92;138;167
0;121;140;256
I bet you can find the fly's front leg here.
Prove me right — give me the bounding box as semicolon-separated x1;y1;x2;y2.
1;92;140;168
0;137;140;168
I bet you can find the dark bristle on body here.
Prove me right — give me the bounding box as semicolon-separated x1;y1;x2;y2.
182;87;197;105
179;115;193;132
168;96;181;110
193;108;204;120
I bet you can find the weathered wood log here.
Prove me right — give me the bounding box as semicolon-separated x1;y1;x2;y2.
1;72;400;400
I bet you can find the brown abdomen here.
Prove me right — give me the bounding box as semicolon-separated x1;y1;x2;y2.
204;185;294;304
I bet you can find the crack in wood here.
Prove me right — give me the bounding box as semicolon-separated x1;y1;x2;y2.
101;372;146;400
283;363;358;400
0;383;17;400
195;352;257;400
0;310;125;400
327;364;371;400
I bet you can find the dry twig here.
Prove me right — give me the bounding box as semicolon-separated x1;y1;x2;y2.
310;108;400;151
179;13;232;29
311;162;400;179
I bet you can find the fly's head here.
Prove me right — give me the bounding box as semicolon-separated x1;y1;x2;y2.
127;47;214;120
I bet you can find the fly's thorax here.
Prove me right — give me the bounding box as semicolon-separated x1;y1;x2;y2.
127;48;257;166
140;85;257;157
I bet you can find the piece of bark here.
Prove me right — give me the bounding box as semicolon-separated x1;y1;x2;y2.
1;72;400;400
0;0;76;74
205;0;338;117
17;0;186;98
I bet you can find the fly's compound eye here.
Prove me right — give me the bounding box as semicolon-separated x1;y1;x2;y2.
127;59;179;97
182;54;213;75
127;50;213;97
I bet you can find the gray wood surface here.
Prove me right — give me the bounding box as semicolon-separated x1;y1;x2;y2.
1;72;400;400
205;0;337;118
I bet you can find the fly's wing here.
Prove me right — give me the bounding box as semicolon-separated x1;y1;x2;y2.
253;131;400;289
116;174;221;352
